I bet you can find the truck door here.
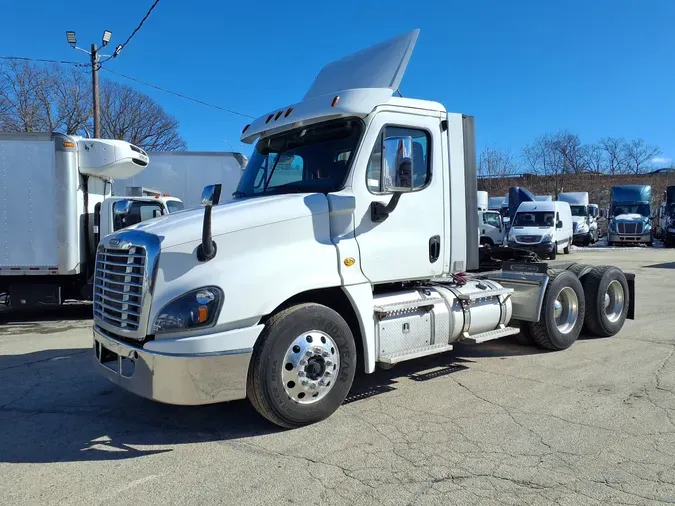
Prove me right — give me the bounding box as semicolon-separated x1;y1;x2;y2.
482;211;503;245
351;112;445;283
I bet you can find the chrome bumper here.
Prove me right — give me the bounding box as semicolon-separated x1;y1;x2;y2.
93;327;253;405
608;232;651;243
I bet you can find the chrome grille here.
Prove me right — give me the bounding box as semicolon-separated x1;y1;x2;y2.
516;235;541;244
93;246;147;331
617;222;642;235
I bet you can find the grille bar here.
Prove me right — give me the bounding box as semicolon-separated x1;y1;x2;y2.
93;245;147;332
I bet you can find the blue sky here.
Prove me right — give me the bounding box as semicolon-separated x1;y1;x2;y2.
4;0;674;165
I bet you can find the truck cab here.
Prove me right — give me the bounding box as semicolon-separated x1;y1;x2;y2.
608;185;653;246
91;29;636;429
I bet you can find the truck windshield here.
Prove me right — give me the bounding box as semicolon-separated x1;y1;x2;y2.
570;205;587;217
512;211;555;227
235;118;362;198
612;204;650;217
166;201;184;213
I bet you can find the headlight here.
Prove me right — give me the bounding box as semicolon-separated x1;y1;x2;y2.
542;233;553;242
577;223;588;232
152;286;223;335
508;229;515;240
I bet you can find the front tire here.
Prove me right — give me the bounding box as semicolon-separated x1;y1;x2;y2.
580;266;629;338
549;243;557;260
247;303;357;428
564;240;571;254
527;269;585;351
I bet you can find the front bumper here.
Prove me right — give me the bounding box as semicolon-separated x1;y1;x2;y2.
93;325;262;405
608;232;652;244
573;232;591;244
507;240;554;254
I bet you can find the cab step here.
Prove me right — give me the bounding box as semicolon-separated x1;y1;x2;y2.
374;297;443;314
460;326;520;344
456;287;514;301
378;343;454;365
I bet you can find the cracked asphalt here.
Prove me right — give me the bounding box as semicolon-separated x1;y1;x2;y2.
1;247;674;505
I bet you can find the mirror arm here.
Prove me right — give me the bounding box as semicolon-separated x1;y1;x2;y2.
371;192;403;223
197;204;217;262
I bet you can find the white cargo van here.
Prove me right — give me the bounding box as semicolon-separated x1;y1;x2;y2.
507;201;573;259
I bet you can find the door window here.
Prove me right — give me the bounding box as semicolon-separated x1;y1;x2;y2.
483;212;501;228
114;201;164;231
366;126;430;193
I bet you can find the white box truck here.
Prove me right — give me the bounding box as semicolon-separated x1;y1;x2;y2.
91;30;636;428
477;191;504;247
557;192;599;246
112;151;248;209
0;132;179;309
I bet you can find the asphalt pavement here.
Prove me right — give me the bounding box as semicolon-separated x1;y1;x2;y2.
1;245;674;505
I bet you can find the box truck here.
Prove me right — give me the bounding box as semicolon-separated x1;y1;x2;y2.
112;151;248;209
477;191;504;247
607;185;653;246
0;133;178;309
557;192;599;246
91;30;636;428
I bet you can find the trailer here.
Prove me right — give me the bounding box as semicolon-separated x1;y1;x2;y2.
0;132;174;309
91;29;636;428
112;151;248;209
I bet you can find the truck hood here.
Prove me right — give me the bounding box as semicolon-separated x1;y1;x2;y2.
614;213;646;222
128;193;329;248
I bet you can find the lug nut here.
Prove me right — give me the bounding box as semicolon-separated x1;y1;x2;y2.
299;360;306;366
297;371;305;377
325;360;332;367
305;350;313;357
324;371;331;377
322;352;330;358
301;380;308;386
318;380;325;386
310;383;317;390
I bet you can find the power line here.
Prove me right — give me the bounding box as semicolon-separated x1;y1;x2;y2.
100;0;160;64
0;55;87;67
101;67;256;119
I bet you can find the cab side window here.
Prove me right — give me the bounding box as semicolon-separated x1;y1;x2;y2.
483;213;501;228
366;126;431;193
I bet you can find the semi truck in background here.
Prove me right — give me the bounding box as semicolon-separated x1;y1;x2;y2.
557;192;599;246
657;186;675;248
91;30;636;428
0;133;174;310
112;151;248;209
607;185;653;246
477;191;504;247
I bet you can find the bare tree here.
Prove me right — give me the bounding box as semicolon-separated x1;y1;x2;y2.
478;146;519;194
623;138;661;175
98;80;186;151
599;137;627;175
582;143;605;173
0;60;186;151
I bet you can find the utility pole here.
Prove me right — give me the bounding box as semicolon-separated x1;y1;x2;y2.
65;30;121;138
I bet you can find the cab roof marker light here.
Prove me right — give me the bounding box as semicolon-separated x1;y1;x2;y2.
265;114;274;124
331;96;340;107
274;110;283;120
242;124;251;133
285;107;294;117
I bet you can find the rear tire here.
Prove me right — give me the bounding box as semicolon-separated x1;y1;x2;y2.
527;269;585;351
247;303;357;428
580;266;629;338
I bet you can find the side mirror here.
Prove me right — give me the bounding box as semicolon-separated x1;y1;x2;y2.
371;135;415;222
113;199;132;215
201;184;222;207
381;135;415;193
197;184;222;262
556;220;563;229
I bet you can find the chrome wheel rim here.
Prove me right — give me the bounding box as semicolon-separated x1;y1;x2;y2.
554;286;579;334
604;280;625;323
281;331;340;404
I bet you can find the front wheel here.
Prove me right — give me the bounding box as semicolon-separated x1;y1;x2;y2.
247;303;357;428
564;240;571;254
549;243;557;260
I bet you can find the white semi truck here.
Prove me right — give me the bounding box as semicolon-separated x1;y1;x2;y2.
0;133;178;309
112;151;248;209
557;192;599;246
477;191;504;247
91;30;636;428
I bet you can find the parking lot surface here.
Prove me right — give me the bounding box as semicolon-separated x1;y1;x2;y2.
1;246;674;505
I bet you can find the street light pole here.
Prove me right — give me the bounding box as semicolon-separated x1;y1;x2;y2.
90;44;100;138
65;30;120;139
